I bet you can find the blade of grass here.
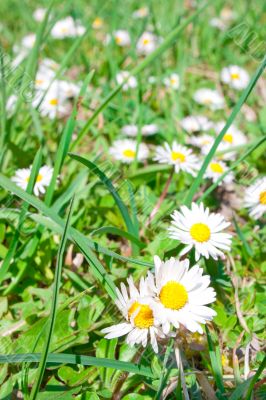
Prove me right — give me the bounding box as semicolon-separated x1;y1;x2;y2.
29;197;74;400
0;175;153;269
0;148;42;285
0;352;154;378
198;135;266;203
233;216;253;258
185;55;266;206
45;70;95;207
245;355;266;400
91;226;146;249
205;326;225;398
30;213;151;267
155;339;174;400
69;153;136;236
0;46;7;168
71;2;210;149
0;175;152;300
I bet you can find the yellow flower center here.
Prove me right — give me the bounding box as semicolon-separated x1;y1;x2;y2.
93;17;103;28
159;281;188;310
170;78;177;85
49;98;58;106
128;302;154;328
231;72;240;80
210;162;224;174
115;36;122;44
223;133;233;143
171;151;186;162
259;191;266;205
123;149;135;158
202;139;211;145
26;174;43;183
143;38;150;45
190;223;211;242
35;79;44;85
203;98;212;104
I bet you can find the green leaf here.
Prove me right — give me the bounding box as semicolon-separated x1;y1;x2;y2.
91;226;146;249
205;326;225;398
0;353;154;378
69;154;135;236
29;198;74;399
0;147;42;285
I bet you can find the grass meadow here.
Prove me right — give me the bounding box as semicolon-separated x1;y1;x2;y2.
0;0;265;399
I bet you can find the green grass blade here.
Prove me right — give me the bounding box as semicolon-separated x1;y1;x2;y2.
69;153;135;235
44;70;95;207
0;148;42;285
205;326;225;397
245;355;266;400
0;352;154;378
198;136;266;203
71;2;210;149
29;198;74;399
0;175;152;300
30;213;152;268
0;173;153;267
91;226;146;249
229;355;266;400
185;55;266;206
233;216;253;258
0;46;7;167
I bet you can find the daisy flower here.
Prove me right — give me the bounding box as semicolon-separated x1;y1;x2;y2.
51;17;85;39
209;18;227;31
244;177;266;219
193;89;225;110
132;7;149;19
121;124;158;137
33;84;68;119
168;202;232;261
110;139;149;164
221;65;250;90
147;256;216;334
59;80;81;98
141;124;159;136
113;30;131;46
116;71;137;91
180;115;213;133
33;8;47;22
21;33;36;50
153;142;199;176
136;32;158;56
39;58;60;73
92;17;104;29
12;165;53;196
121;125;138;137
214;121;247;160
35;69;55;91
205;160;234;185
188;134;215;154
163;73;180;90
102;277;164;353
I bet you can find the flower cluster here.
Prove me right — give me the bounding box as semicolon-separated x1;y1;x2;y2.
102;202;233;352
103;255;217;353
